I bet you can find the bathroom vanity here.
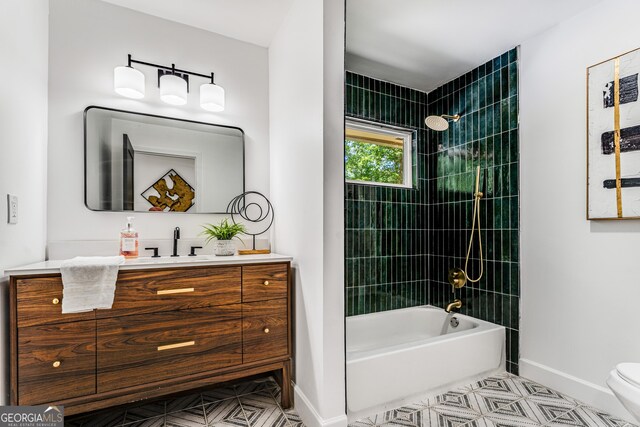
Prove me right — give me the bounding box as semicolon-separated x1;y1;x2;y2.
7;254;292;416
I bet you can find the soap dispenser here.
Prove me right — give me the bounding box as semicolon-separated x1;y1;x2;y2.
120;216;139;258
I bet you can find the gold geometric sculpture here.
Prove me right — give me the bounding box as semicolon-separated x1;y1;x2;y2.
141;169;195;212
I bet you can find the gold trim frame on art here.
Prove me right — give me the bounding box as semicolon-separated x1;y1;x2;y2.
586;46;640;220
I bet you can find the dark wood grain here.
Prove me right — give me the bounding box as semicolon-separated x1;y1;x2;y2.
281;359;292;409
242;264;288;302
18;320;96;405
96;266;241;318
16;277;96;327
242;299;288;363
97;306;242;392
10;277;18;405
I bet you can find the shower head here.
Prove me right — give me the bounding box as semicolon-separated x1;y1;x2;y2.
425;114;461;131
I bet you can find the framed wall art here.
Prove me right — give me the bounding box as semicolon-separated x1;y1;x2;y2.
587;47;640;219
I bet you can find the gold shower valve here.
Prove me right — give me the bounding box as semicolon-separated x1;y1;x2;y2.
448;268;467;289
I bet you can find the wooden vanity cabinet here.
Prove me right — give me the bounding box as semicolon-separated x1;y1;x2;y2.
18;320;96;405
9;261;292;416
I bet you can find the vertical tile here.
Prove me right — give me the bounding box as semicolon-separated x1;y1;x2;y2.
509;62;518;98
493;70;501;104
509;95;518;130
493;55;501;71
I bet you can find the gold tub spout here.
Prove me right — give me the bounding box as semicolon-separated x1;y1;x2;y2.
445;299;462;313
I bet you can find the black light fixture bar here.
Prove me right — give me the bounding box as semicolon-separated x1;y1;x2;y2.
127;54;216;83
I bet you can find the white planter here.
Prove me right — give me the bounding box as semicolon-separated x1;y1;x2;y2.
213;240;236;256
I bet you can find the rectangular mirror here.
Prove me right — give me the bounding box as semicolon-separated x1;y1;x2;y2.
84;106;244;213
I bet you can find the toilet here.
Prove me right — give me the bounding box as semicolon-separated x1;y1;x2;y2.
607;363;640;422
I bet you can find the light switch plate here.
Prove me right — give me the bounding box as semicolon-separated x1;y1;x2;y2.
7;194;18;224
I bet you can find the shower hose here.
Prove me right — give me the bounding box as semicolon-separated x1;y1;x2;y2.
463;166;484;283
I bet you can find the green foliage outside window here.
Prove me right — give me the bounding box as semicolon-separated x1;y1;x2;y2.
345;139;403;184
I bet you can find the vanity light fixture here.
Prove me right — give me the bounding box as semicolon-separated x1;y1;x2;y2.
200;73;225;112
113;54;225;111
114;56;145;99
159;65;188;106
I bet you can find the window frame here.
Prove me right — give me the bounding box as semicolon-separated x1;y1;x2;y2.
345;118;414;189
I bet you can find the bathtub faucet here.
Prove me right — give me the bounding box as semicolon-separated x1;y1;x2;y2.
445;299;462;313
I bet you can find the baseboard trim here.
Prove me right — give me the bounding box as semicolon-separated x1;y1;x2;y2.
293;383;348;427
519;358;633;421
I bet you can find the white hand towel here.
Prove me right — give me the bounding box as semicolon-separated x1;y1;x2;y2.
60;256;125;314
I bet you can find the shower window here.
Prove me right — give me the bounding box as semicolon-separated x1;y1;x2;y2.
345;119;413;188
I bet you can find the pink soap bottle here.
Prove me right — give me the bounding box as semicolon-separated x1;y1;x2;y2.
120;216;139;258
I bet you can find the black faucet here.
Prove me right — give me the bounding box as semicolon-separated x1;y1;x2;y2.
172;227;180;257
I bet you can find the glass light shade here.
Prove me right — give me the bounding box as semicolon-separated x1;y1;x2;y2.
160;74;188;105
114;66;145;99
200;83;225;112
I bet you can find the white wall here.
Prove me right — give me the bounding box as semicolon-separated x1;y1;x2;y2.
269;0;346;426
520;0;640;418
0;0;49;404
48;0;269;244
322;0;347;424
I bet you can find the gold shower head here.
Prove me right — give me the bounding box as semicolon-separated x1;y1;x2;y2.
424;114;461;131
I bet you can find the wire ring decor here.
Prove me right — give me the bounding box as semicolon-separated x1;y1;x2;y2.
226;191;274;250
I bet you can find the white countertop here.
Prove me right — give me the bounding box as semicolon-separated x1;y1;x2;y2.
5;253;293;276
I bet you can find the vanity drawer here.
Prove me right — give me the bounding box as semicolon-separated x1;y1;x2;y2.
16;277;96;327
242;299;288;363
97;306;242;393
18;320;96;405
242;264;288;302
97;267;241;318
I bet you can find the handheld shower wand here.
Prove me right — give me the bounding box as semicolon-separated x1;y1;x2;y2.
463;166;484;283
448;165;485;292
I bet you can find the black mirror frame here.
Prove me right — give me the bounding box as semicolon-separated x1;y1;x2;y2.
83;105;245;214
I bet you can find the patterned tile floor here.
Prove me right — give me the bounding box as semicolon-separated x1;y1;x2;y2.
349;372;638;427
65;372;638;427
65;376;303;427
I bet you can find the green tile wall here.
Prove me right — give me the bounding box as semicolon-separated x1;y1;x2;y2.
345;73;430;317
345;48;520;373
426;48;520;373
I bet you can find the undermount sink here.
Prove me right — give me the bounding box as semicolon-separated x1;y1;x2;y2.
127;255;217;264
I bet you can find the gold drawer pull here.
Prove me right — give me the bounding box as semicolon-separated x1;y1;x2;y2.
263;327;270;334
52;361;61;368
52;298;60;305
157;341;195;351
263;281;270;286
157;288;195;295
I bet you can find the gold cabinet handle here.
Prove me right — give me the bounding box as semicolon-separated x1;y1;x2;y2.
157;341;195;351
263;281;270;286
52;361;61;368
52;298;60;305
263;327;270;334
156;288;195;295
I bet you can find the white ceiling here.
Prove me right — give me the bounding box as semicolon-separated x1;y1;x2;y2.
100;0;294;47
346;0;603;92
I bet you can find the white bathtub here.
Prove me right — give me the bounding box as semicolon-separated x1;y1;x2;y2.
346;305;505;418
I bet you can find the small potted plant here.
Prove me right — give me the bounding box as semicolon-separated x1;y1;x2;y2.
201;219;246;256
